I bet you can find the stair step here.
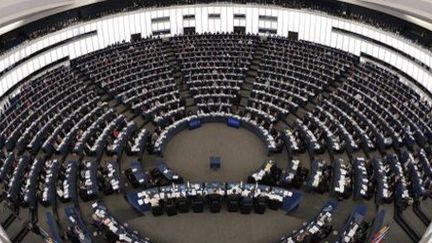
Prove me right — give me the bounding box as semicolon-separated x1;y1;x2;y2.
242;83;253;90
180;90;191;97
162;41;203;113
174;72;182;78
230;43;269;112
240;98;249;107
239;89;251;96
186;106;198;114
12;226;29;243
305;103;315;111
185;98;195;106
252;59;262;65
245;76;256;83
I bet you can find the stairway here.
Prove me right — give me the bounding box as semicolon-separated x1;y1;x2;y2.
162;39;197;114
235;38;268;112
0;196;36;243
281;65;354;128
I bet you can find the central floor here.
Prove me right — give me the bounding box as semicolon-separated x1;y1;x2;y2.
163;123;287;182
51;123;414;243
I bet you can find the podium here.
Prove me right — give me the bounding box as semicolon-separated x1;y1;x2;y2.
210;156;221;169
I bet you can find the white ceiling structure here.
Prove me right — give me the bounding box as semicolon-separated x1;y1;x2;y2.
0;0;431;36
339;0;432;30
0;0;104;35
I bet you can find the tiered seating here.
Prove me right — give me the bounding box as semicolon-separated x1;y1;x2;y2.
172;33;259;112
247;37;356;125
107;120;137;156
279;159;308;189
331;158;352;199
353;157;372;200
280;200;337;243
125;161;150;188
372;157;393;204
386;154;412;209
87;114;128;157
281;128;302;156
0;32;432;243
399;151;426;201
343;65;405;147
92;201;150;242
0;153;16;184
152;112;279;156
22;158;44;207
75;37;183;126
44;101;105;155
127;128;149;156
330;91;388;150
414;149;432;196
41;97;99;154
355;63;432;145
313;105;358;153
330;61;432;151
335;205;368;243
72;107;118;156
58;160;78;203
40;159;61;206
0;66;98;155
64;207;93;242
321;100;374;151
303;110;344;154
247;160;282;186
294;119;321;154
306;159;329;193
101;160;122;194
79;160;99;201
6;155;30;204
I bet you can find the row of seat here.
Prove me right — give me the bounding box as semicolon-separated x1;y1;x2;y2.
127;181;302;216
75;38;183;125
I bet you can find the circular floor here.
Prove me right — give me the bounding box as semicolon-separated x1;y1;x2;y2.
163;123;282;182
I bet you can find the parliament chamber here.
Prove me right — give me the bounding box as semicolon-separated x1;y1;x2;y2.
0;0;432;242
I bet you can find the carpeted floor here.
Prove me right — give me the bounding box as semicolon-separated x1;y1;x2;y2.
162;123;287;182
113;123;377;243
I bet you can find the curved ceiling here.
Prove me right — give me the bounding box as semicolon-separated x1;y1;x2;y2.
0;0;431;35
339;0;432;30
0;0;104;35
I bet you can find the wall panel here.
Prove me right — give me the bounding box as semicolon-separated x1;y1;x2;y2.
0;3;431;104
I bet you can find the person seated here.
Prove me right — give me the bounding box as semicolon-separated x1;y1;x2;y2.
207;191;222;213
226;191;241;212
191;195;204;213
240;196;253;214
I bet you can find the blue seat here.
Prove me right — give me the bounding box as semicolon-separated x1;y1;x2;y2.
281;191;303;212
227;117;240;128
188;119;201;129
46;212;63;243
